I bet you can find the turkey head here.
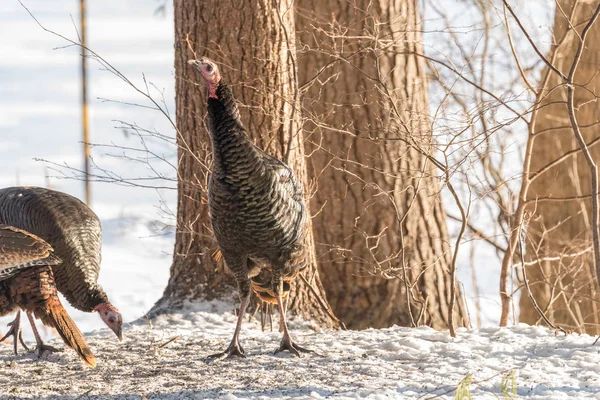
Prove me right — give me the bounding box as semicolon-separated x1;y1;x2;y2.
188;57;221;99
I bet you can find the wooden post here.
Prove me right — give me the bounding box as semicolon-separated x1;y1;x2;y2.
80;0;90;205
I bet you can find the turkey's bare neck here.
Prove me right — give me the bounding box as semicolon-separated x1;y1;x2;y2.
207;84;263;183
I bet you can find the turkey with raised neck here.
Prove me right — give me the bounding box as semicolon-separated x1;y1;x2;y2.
188;57;310;358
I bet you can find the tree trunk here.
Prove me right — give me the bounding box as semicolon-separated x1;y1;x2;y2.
297;0;467;329
152;0;336;328
521;1;600;333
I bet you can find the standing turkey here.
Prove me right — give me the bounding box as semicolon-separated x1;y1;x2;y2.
189;57;310;357
0;187;122;342
0;225;96;367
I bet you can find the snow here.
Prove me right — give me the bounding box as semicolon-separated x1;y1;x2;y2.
1;303;600;399
3;1;599;399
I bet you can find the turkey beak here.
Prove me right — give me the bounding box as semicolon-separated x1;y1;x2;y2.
115;326;123;341
188;59;199;68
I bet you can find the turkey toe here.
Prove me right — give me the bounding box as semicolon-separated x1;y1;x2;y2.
274;335;311;357
0;312;29;355
208;341;246;359
35;343;62;358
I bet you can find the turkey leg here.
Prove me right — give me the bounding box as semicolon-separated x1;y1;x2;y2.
26;312;60;357
273;278;311;356
0;311;29;355
208;276;250;359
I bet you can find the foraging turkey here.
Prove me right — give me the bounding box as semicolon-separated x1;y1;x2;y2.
0;225;96;367
188;57;310;357
0;187;122;342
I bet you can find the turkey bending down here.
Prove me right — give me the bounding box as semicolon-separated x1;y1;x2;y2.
0;187;122;343
0;225;96;367
189;57;311;358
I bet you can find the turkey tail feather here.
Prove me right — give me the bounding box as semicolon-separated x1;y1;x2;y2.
37;297;97;367
8;265;96;367
251;279;292;304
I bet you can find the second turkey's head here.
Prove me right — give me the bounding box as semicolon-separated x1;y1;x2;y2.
95;302;123;341
188;57;221;99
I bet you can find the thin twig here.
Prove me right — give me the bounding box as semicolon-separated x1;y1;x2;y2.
501;0;567;82
502;2;537;94
299;274;346;330
158;335;180;348
519;221;566;334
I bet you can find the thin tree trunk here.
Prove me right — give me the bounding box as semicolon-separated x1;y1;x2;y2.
521;0;600;334
152;0;336;328
297;0;467;329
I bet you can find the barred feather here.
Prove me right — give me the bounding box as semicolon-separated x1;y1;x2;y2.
0;225;60;280
207;82;308;298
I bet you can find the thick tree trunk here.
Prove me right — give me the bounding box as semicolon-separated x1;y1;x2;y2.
152;0;336;328
521;1;600;333
297;0;467;329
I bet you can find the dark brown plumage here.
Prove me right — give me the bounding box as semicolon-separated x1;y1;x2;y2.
189;57;310;357
0;187;122;340
0;225;96;367
0;224;56;353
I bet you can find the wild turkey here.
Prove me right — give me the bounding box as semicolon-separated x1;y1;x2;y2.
0;225;96;367
188;57;310;357
0;187;122;341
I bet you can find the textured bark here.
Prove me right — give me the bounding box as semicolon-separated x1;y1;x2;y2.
153;0;335;328
297;0;467;329
521;1;600;333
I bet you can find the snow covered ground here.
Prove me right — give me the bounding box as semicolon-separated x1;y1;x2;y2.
3;2;590;398
1;301;600;399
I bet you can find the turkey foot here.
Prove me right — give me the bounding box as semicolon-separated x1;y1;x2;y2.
27;312;62;358
34;343;61;358
274;333;311;357
208;289;249;360
208;340;246;359
273;287;311;357
0;311;29;355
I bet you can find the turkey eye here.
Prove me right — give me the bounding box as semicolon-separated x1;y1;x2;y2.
108;317;115;323
205;64;213;72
